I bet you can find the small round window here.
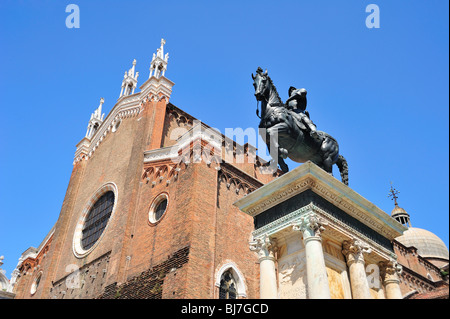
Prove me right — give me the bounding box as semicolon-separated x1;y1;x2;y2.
149;193;169;224
30;272;42;295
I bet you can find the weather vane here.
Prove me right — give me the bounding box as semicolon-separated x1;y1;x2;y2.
388;182;400;206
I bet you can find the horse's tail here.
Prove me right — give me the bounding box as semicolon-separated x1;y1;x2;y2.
336;155;349;186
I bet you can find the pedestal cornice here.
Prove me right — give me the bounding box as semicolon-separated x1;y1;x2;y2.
234;162;407;241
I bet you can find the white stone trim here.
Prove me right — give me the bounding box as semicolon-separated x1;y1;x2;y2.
234;162;407;241
30;271;43;296
148;192;169;224
72;182;118;259
73;75;175;165
143;122;223;164
251;204;397;262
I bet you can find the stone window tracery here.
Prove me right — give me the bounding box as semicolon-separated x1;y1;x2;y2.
81;191;115;250
219;270;237;299
73;183;118;258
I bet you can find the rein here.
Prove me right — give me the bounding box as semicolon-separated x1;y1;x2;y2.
257;96;285;122
256;100;261;119
255;75;285;121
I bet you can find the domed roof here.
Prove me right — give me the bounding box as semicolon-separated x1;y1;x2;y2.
391;205;408;217
396;227;449;260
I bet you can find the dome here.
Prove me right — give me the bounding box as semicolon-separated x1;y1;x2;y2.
391;204;411;227
391;205;408;217
396;227;449;260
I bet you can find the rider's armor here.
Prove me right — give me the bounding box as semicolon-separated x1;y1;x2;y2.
286;87;321;144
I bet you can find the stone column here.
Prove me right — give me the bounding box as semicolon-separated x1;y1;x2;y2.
120;83;125;97
379;260;403;299
342;238;373;299
293;214;331;299
250;235;278;299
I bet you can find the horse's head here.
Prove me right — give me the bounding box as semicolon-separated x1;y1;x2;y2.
252;67;269;102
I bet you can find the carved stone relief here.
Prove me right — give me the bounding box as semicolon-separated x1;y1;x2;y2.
278;252;308;299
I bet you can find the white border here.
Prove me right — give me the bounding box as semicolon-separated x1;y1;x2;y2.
214;261;247;298
148;193;169;224
30;271;43;296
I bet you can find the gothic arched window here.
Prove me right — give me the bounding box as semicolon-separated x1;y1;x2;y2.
219;270;237;299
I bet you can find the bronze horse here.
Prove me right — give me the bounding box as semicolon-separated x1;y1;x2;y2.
252;67;348;185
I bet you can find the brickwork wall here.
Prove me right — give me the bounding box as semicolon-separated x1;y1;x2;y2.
14;98;276;299
16;99;162;299
13;234;53;299
50;252;111;299
393;240;447;296
214;167;261;298
97;246;189;299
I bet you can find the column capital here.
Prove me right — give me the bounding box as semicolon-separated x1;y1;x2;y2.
249;234;278;261
292;214;328;240
378;260;402;283
379;259;403;299
342;238;372;265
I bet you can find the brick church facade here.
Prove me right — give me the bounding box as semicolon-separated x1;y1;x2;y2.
10;39;278;299
8;40;448;299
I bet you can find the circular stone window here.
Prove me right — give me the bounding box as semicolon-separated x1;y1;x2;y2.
149;193;169;224
30;272;43;295
73;183;118;258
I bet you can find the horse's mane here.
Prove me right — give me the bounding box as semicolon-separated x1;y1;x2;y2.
267;75;283;105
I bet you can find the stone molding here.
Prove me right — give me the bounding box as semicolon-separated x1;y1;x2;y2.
218;164;262;196
214;261;248;298
234;162;406;242
251;203;397;262
73;100;143;164
72;182;119;259
74;75;175;165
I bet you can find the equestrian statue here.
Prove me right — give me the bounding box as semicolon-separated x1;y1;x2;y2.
252;67;348;185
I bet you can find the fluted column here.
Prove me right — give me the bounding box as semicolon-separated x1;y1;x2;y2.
379;260;403;299
250;235;278;299
293;214;330;299
342;238;373;299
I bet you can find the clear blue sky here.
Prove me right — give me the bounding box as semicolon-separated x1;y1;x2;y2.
0;1;448;278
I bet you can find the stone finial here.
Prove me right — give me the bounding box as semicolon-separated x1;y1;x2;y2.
85;98;106;139
120;59;139;97
149;38;169;79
